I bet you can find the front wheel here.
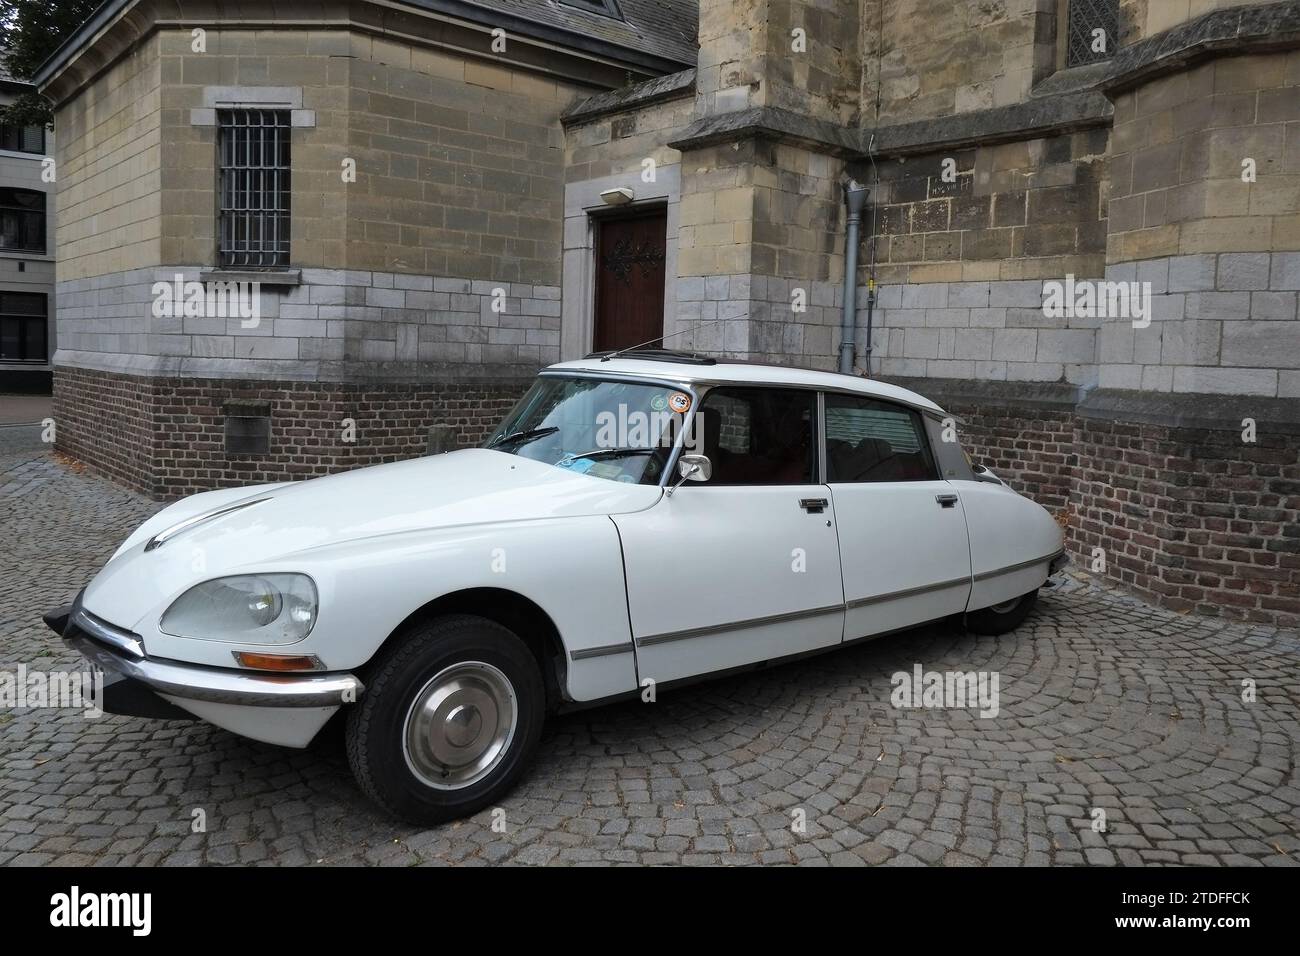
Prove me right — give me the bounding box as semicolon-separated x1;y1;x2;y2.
965;589;1038;635
346;614;545;825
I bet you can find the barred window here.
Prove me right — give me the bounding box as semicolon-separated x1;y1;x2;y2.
1067;0;1119;67
218;109;291;269
0;188;46;253
0;124;45;154
0;292;48;364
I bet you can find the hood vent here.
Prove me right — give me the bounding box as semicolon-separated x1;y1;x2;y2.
144;497;272;553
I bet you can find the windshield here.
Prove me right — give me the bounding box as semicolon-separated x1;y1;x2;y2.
485;375;694;485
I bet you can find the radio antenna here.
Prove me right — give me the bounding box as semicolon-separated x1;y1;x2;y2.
597;315;728;362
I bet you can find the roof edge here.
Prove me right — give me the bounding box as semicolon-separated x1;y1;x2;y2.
35;0;696;93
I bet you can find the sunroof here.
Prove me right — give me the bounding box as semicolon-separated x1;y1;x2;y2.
559;0;624;20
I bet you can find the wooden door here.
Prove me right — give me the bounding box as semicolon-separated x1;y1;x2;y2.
593;209;667;352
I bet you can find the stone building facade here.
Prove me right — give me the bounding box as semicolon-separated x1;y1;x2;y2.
36;0;1300;627
0;65;56;392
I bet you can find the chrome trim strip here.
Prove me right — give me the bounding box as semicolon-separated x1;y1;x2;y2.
72;608;145;658
845;575;970;611
816;390;828;483
144;497;271;552
65;634;363;708
570;642;635;661
973;550;1062;582
636;603;844;648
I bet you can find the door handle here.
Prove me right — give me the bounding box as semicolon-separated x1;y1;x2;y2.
935;494;958;508
800;498;828;514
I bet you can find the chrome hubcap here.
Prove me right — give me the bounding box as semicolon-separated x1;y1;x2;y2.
402;662;517;791
989;597;1020;614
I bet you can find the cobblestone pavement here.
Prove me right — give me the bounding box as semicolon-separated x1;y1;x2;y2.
2;447;1298;867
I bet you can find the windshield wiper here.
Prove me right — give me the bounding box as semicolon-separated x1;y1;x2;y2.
488;426;559;449
562;447;656;463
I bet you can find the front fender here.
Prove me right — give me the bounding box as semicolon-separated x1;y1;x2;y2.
133;514;637;703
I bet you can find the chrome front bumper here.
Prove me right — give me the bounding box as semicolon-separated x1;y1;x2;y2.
49;597;363;709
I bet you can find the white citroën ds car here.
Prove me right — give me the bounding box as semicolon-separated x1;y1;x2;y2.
47;353;1066;823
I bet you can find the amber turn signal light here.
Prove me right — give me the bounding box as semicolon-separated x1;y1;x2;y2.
231;651;325;672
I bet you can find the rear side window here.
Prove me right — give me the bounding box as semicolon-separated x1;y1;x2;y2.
824;394;938;483
695;387;817;485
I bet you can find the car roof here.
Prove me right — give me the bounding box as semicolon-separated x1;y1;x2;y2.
546;355;947;416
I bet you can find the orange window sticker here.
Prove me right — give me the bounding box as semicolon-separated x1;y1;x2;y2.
668;391;692;414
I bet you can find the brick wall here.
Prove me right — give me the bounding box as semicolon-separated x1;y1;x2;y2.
940;398;1077;512
53;366;156;492
902;381;1300;627
54;366;529;499
1072;412;1300;627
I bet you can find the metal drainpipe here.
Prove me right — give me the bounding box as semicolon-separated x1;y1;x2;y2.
839;180;870;374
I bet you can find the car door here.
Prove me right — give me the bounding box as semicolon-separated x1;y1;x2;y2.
823;392;972;639
612;385;845;686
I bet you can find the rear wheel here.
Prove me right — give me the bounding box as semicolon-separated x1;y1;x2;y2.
965;589;1038;635
346;614;544;824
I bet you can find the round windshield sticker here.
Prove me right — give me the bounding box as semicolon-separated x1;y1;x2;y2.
668;392;692;414
650;394;668;412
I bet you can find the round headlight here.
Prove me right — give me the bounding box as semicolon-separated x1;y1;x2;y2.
244;579;282;626
160;573;317;644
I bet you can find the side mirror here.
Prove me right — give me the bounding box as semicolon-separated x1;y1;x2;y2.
677;454;712;482
667;453;711;495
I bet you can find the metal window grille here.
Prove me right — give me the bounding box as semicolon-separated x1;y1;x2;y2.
218;110;291;269
1067;0;1119;67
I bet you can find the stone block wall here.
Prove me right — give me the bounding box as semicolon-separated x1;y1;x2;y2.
860;0;1053;124
153;27;588;285
1098;251;1300;395
867;277;1099;383
863;129;1109;284
675;138;847;368
54;36;162;280
1106;52;1298;265
695;0;859;123
49;16;599;491
55;268;561;381
859;127;1107;382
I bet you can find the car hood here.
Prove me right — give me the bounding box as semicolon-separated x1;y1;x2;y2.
83;448;662;629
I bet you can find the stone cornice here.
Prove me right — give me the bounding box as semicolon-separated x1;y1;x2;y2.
1102;0;1300;95
667;104;861;157
1077;389;1300;434
666;89;1111;161
561;68;695;126
867;90;1112;158
877;377;1086;411
35;0;674;107
875;378;1300;434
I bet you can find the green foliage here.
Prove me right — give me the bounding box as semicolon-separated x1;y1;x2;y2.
0;0;102;128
